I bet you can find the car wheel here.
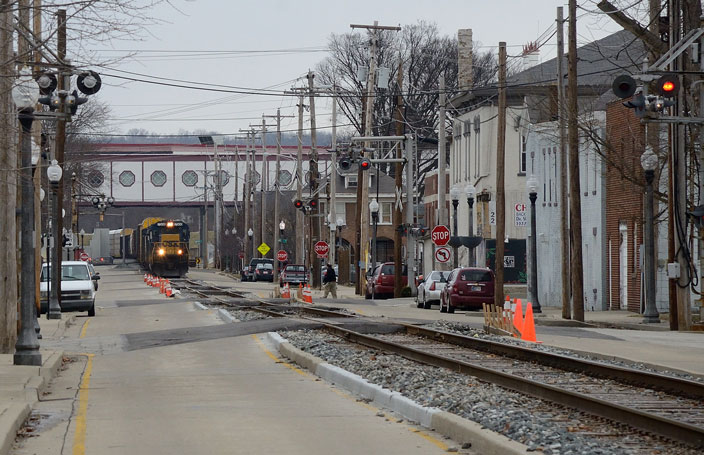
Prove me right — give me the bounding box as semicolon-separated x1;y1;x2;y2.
416;291;423;308
364;290;371;300
88;301;96;317
440;295;447;313
447;296;455;314
423;297;432;310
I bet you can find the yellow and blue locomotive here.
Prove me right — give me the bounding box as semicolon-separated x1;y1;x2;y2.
137;217;190;277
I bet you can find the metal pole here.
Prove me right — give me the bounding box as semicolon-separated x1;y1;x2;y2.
372;212;378;300
120;212;127;268
643;169;659;323
529;191;542;313
48;178;61;319
405;135;417;295
452;199;459;268
14;110;41;365
468;197;475;266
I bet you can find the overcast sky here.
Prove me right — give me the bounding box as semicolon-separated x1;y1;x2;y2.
86;0;622;138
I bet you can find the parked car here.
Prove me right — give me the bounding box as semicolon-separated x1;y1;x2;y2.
87;262;100;291
364;262;408;299
440;267;495;313
416;270;451;309
280;264;308;287
242;258;274;282
254;262;274;282
40;261;99;317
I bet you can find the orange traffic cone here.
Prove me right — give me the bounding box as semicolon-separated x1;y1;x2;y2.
512;299;524;337
305;285;313;304
159;279;164;294
143;273;147;282
166;282;172;297
522;303;539;343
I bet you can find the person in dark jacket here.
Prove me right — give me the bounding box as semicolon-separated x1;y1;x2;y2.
323;264;337;298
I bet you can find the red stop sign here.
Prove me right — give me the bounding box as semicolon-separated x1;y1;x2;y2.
79;252;90;261
314;241;329;257
277;250;288;262
431;225;451;246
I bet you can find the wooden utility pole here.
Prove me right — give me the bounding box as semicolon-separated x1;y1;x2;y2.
0;0;18;351
329;92;338;268
33;0;43;322
557;6;571;319
307;71;322;289
260;120;267;258
568;0;585;322
494;42;507;308
394;57;404;297
54;9;66;299
242;132;251;266
296;94;305;265
437;75;448;232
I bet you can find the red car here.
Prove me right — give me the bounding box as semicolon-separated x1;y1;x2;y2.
440;267;495;313
365;262;408;299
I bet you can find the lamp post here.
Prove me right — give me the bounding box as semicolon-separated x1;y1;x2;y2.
12;67;42;365
247;228;254;261
80;229;85;251
47;160;63;319
465;183;476;266
450;185;461;268
527;175;542;313
641;147;660;323
369;199;379;272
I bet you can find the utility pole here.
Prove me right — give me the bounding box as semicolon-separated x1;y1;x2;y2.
437;74;448;239
201;170;208;268
295;92;305;265
33;0;43;329
53;9;66;303
260;120;268;258
307;71;322;288
406;135;417;296
242;132;251;266
351;21;401;293
394;57;405;297
265;110;294;283
329;92;338;268
494;42;507;308
214;140;222;269
557;6;571;319
568;0;585;322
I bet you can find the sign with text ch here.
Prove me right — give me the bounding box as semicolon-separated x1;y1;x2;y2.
431;225;450;246
314;241;329;258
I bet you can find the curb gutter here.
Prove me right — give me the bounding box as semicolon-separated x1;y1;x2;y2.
265;332;535;455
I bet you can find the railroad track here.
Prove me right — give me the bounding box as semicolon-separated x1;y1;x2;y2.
320;324;704;449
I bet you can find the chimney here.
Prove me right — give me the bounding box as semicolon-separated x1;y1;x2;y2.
522;41;540;70
458;29;473;91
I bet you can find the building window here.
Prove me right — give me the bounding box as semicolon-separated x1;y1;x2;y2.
182;170;198;187
118;170;135;187
519;135;527;174
278;170;293;187
346;175;358;188
379;202;393;224
150;170;167;187
86;170;104;188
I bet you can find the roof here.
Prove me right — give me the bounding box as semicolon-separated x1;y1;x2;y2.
454;29;647;106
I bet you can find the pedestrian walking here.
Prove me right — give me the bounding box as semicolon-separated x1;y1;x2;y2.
323;264;337;298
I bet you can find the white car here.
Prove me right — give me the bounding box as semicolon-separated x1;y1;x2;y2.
40;261;99;316
416;270;451;309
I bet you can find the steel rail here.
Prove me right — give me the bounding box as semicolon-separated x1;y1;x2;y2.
322;324;704;448
402;324;704;400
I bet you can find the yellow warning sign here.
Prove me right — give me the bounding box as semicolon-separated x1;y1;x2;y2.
257;243;270;256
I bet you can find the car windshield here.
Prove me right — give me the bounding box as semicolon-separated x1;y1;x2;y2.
460;270;493;282
286;266;305;272
41;264;90;281
429;271;450;281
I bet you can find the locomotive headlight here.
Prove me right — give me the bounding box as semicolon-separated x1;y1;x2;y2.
158;248;166;256
166;221;174;228
177;249;183;255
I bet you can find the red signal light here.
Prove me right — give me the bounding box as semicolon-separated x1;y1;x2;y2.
294;199;304;209
655;74;678;97
662;81;675;92
309;199;318;209
359;158;371;171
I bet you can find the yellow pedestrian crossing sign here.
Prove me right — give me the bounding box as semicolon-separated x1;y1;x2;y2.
257;243;270;256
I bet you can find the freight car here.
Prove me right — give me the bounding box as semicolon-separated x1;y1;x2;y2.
137;218;190;277
109;228;136;259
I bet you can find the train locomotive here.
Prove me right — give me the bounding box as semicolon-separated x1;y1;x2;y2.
137;217;190;277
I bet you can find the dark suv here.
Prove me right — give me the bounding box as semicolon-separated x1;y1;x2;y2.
440;267;495;313
242;258;274;282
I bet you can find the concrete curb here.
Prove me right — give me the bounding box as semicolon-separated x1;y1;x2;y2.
0;403;30;455
265;332;535;454
216;309;237;323
192;301;208;311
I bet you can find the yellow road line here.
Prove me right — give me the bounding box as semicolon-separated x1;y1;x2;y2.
79;319;91;338
72;354;95;455
252;334;447;451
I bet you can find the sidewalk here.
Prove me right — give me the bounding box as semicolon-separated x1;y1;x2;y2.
0;316;72;455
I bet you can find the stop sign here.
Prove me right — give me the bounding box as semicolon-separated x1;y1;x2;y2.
314;241;329;257
277;250;288;262
431;225;451;246
79;252;90;261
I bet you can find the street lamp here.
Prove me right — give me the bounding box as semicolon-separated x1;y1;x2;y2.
450;185;461;268
12;67;42;365
527;175;541;313
80;229;85;251
369;199;379;272
247;228;254;260
641;146;660;323
465;183;476;266
47;159;63;320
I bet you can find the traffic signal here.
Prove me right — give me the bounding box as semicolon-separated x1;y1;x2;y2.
67;90;88;115
339;156;351;171
612;74;637;99
655;74;678;97
308;199;318;209
418;226;428;236
294;199;304;209
359;158;371;171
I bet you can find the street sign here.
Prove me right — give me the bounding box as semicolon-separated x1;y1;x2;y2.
238;252;244;259
277;250;288;262
514;202;527;227
314;241;329;258
79;252;90;261
431;225;450;246
434;247;451;263
257;243;270;256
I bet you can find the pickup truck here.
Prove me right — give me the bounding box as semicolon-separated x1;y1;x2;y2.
279;264;308;287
